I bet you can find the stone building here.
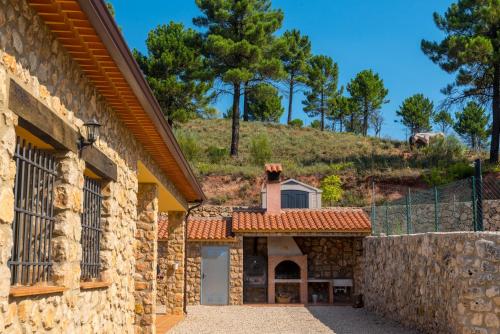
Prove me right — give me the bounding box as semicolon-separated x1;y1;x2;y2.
0;0;204;333
159;164;370;306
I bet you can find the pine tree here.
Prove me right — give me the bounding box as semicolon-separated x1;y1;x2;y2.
302;55;339;131
133;22;213;125
194;0;283;156
454;101;490;151
247;83;284;122
421;0;500;162
396;94;434;135
347;70;389;136
277;29;311;124
433;110;454;133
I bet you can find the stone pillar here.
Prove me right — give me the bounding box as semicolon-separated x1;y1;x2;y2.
229;238;244;305
166;211;185;315
134;183;158;334
0;85;17;329
51;151;85;289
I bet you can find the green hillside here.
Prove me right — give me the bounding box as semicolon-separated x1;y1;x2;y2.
175;119;432;206
177;119;415;175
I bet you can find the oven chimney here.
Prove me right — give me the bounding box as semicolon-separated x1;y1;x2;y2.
264;163;282;214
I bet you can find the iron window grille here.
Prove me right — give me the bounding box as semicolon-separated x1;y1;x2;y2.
80;176;102;280
8;137;56;286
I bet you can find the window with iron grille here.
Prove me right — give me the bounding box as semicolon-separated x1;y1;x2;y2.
81;176;102;280
8;137;56;286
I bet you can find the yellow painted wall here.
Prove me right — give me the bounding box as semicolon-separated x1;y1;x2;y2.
137;161;186;212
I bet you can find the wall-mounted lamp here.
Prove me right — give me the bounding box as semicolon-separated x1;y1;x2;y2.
79;117;101;150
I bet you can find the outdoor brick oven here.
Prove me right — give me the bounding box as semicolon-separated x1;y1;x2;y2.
267;237;307;304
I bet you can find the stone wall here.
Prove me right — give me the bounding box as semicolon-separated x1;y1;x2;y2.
294;237;364;295
186;238;243;305
0;0;187;332
191;205;253;218
364;232;499;334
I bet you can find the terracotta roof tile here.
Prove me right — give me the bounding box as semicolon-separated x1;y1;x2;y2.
158;217;235;241
232;208;371;233
158;215;169;239
265;163;283;173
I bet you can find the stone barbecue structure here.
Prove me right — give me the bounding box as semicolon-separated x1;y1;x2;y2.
0;0;204;332
158;164;371;306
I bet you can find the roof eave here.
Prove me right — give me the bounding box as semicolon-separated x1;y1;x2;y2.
77;0;205;202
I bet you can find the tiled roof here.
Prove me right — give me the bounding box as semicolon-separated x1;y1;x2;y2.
265;163;283;173
232;209;371;233
189;219;235;241
158;217;235;241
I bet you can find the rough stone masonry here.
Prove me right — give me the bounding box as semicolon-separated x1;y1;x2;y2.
364;232;499;334
0;0;188;332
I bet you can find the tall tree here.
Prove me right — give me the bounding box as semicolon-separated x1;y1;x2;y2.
194;0;283;156
242;40;283;122
247;83;284;122
277;29;312;124
433;109;454;133
302;55;339;131
328;93;351;132
371;109;384;137
396;94;434;135
133;22;213;125
454;101;490;150
347;70;389;136
421;0;500;162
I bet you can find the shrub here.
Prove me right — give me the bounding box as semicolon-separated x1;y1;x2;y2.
329;162;354;172
310;120;321;129
176;132;200;161
249;133;272;166
206;146;227;164
321;175;344;205
418;136;466;167
289;119;303;128
423;161;474;186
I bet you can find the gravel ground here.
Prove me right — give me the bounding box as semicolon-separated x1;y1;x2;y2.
167;305;421;334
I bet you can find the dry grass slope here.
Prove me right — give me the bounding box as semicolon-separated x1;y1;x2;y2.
175;119;425;206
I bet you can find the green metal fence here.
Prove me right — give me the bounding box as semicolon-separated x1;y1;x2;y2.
370;171;500;235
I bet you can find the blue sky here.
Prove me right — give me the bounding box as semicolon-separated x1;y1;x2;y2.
113;0;456;140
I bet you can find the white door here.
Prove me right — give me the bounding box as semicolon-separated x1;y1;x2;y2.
201;246;229;305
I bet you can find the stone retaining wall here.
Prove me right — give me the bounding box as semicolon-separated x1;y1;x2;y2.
364;232;499;334
191;205;253;218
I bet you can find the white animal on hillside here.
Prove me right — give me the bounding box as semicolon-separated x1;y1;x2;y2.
409;132;445;149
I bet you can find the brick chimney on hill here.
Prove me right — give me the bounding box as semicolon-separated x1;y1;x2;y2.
264;163;282;214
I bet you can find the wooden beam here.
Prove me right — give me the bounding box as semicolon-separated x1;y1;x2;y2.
8;80;79;152
81;145;117;181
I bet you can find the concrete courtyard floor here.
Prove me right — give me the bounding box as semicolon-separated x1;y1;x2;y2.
167;305;421;334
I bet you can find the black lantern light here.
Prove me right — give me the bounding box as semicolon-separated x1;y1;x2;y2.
79;117;101;150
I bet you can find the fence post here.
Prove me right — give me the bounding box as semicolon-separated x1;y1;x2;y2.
371;181;376;235
384;202;389;236
474;159;483;231
406;188;412;234
434;186;439;232
472;176;477;232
